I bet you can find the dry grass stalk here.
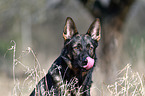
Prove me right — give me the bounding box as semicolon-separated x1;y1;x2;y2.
107;64;145;96
9;41;145;96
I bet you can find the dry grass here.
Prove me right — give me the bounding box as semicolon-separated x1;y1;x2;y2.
8;40;43;96
9;40;88;96
8;41;145;96
107;64;145;96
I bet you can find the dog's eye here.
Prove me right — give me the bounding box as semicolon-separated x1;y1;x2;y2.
86;44;93;50
74;44;82;50
89;47;93;50
74;46;78;49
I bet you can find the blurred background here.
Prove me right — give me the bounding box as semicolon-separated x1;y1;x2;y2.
0;0;145;95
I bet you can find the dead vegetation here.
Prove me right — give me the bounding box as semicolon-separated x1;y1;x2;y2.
8;41;145;96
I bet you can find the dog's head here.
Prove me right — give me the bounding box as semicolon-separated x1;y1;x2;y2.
61;17;101;71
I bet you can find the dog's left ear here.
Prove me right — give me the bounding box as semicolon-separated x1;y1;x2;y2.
63;17;78;40
86;18;101;42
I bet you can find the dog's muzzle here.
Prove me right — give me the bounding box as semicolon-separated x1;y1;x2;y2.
82;57;94;70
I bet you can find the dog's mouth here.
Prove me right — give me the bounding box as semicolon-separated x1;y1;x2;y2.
82;57;94;70
61;56;94;71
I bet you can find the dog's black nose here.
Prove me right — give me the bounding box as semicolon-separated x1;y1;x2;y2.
82;57;88;65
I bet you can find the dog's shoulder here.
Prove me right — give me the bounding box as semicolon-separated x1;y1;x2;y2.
49;56;66;71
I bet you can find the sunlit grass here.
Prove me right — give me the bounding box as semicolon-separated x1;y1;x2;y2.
107;64;145;96
9;40;87;96
9;41;145;96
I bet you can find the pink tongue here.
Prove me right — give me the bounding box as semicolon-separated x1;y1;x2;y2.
83;57;94;70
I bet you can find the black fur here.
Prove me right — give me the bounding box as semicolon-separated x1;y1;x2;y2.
30;17;101;96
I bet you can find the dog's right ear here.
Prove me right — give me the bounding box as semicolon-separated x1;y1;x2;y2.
63;17;78;40
86;18;101;42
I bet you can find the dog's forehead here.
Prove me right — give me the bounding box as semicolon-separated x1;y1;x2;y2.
83;34;92;43
73;34;92;44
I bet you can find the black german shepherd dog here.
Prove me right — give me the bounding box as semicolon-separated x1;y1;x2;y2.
30;17;101;96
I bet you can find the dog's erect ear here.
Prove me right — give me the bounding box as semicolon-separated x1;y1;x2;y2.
63;17;78;40
86;18;101;42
